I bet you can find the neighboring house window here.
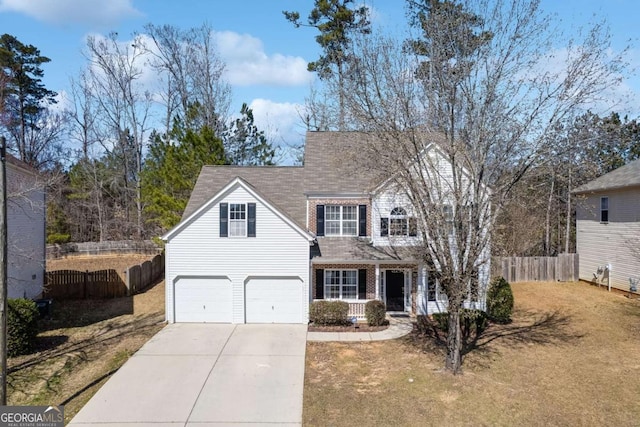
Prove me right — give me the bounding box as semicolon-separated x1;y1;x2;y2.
381;207;418;237
325;205;357;236
220;202;256;237
600;197;609;223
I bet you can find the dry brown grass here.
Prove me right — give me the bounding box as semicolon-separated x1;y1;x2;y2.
9;255;165;424
303;281;640;426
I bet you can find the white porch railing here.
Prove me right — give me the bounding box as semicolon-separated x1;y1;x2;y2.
348;301;370;319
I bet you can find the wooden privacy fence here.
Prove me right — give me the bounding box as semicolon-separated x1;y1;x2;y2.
125;253;164;294
45;269;126;299
493;254;579;283
45;253;165;300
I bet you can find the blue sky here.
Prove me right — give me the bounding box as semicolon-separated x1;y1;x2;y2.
1;0;638;161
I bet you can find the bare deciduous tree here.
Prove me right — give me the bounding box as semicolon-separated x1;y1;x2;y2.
83;32;153;239
336;0;627;373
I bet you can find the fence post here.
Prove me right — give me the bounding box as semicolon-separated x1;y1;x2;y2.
83;270;88;299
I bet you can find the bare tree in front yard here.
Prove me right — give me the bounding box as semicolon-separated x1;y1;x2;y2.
338;0;627;373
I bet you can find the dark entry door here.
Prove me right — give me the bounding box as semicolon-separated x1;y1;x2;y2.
386;270;405;311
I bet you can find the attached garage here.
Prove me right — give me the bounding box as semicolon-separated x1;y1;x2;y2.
245;277;304;323
174;277;232;323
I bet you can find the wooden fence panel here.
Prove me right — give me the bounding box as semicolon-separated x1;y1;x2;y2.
125;254;164;295
44;269;127;299
492;254;579;282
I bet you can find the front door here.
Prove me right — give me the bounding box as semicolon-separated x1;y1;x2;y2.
385;270;405;311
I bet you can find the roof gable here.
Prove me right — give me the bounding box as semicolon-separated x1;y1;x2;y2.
574;158;640;194
163;176;314;242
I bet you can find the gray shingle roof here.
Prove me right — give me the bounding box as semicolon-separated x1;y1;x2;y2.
311;237;417;262
182;166;307;227
303;131;384;194
573;158;640;194
182;132;395;229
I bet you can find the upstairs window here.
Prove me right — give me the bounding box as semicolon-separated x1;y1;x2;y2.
381;207;418;237
229;203;247;236
600;197;609;223
325;205;358;236
220;202;256;238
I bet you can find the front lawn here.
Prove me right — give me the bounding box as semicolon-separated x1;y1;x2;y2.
304;281;640;426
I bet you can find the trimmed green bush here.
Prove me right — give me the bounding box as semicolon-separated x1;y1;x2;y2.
309;300;350;326
46;233;71;244
486;276;514;324
8;298;39;357
365;300;387;326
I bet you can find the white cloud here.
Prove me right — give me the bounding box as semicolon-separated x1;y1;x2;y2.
248;99;307;163
0;0;141;26
214;31;313;87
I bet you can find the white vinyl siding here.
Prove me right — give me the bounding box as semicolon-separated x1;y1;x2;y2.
576;188;640;292
7;163;45;299
165;183;310;323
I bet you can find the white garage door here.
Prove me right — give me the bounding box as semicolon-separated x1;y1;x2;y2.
245;277;303;323
174;277;232;323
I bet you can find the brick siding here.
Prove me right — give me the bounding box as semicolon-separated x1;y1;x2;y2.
309;198;371;236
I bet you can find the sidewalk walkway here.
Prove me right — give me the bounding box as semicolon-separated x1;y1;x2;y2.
307;316;414;342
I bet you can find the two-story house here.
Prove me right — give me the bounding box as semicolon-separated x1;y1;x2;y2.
162;132;489;323
6;153;46;299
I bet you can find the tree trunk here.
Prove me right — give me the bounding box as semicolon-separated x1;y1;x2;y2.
545;176;554;255
445;306;462;374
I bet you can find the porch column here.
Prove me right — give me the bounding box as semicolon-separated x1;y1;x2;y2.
417;263;427;315
375;263;380;300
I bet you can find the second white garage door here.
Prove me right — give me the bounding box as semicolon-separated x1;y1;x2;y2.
245;277;303;323
174;277;232;323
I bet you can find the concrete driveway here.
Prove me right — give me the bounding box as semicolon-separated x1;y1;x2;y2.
69;323;307;426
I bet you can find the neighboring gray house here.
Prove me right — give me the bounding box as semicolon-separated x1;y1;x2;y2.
162;132;490;324
574;158;640;293
6;154;46;299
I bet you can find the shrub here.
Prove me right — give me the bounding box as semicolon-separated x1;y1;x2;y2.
365;300;387;326
486;276;514;324
309;300;350;326
47;233;71;244
430;309;487;335
8;298;39;357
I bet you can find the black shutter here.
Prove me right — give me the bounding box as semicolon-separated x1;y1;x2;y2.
358;205;367;236
409;217;417;237
220;203;228;237
247;203;256;237
316;204;325;236
380;218;389;236
315;269;324;299
358;269;367;300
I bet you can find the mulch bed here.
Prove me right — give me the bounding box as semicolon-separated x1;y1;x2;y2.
308;323;389;332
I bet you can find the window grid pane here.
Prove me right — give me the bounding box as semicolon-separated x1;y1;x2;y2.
324;270;359;300
229;204;246;236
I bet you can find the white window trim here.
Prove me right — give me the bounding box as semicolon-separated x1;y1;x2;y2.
389;207;408;236
325;205;358;236
324;269;359;300
229;203;247;238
